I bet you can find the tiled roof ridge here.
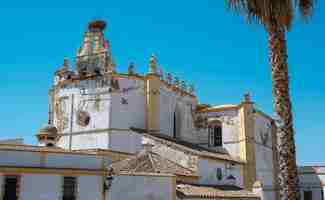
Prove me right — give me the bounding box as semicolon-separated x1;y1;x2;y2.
130;127;244;164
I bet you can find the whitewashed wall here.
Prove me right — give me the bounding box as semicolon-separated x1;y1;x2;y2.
46;153;102;169
56;135;70;149
71;132;109;149
109;130;143;154
0;150;41;167
110;78;146;130
203;109;241;157
108;174;174;200
159;85;196;141
0;150;105;170
20;174;61;200
254;114;274;188
78;176;102;200
198;158;243;187
55;78;112;149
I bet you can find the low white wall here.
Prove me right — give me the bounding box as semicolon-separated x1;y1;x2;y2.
108;174;174;200
198;158;243;187
109;130;143;154
20;174;61;200
78;176;103;200
0;151;41;167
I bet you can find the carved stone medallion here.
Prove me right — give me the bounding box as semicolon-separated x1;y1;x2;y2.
76;110;90;127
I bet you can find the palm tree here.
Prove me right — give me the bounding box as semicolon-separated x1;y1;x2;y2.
226;0;314;199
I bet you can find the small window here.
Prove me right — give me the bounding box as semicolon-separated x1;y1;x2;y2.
208;128;215;147
304;191;312;200
216;168;223;181
214;126;222;147
208;126;222;147
2;175;20;200
62;177;77;200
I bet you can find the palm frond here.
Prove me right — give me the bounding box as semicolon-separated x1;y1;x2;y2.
298;0;315;18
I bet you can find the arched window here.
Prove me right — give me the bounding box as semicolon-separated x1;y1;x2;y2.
208;125;222;147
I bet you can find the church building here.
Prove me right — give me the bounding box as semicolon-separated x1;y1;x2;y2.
0;20;323;200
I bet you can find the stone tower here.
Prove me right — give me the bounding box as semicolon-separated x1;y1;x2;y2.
76;20;115;75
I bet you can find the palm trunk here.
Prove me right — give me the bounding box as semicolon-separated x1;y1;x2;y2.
268;26;300;200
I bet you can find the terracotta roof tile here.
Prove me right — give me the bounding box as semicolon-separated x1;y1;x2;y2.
176;184;260;199
112;150;198;177
130;127;244;164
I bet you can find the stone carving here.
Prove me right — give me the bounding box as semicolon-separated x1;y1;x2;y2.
55;97;69;132
76;110;90;127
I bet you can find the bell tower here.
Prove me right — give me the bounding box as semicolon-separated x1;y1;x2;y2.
76;20;115;76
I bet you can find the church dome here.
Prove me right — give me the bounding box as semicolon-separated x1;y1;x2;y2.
38;124;58;135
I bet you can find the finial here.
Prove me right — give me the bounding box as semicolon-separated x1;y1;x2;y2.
63;57;69;70
174;77;180;88
158;68;164;80
243;92;251;102
128;62;135;75
148;54;157;74
189;85;195;94
181;80;187;91
167;73;173;85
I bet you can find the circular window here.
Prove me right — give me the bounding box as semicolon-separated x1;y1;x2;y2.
76;110;90;127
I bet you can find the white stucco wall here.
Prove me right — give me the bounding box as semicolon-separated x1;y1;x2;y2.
78;176;102;200
205;109;241;157
110;78;146;130
71;132;109;149
0;150;105;170
254;114;274;188
198;158;243;187
54;78;112;139
108;174;174;200
109;130;143;154
56;135;70;149
46;153;102;169
0;150;41;167
20;174;61;200
159;85;196;141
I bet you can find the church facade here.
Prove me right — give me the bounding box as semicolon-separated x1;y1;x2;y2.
0;20;323;200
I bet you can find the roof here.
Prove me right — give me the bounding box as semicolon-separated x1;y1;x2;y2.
130;127;244;164
197;104;239;113
176;184;260;199
298;166;325;174
112;150;198;177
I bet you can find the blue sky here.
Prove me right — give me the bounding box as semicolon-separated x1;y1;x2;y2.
0;1;324;165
